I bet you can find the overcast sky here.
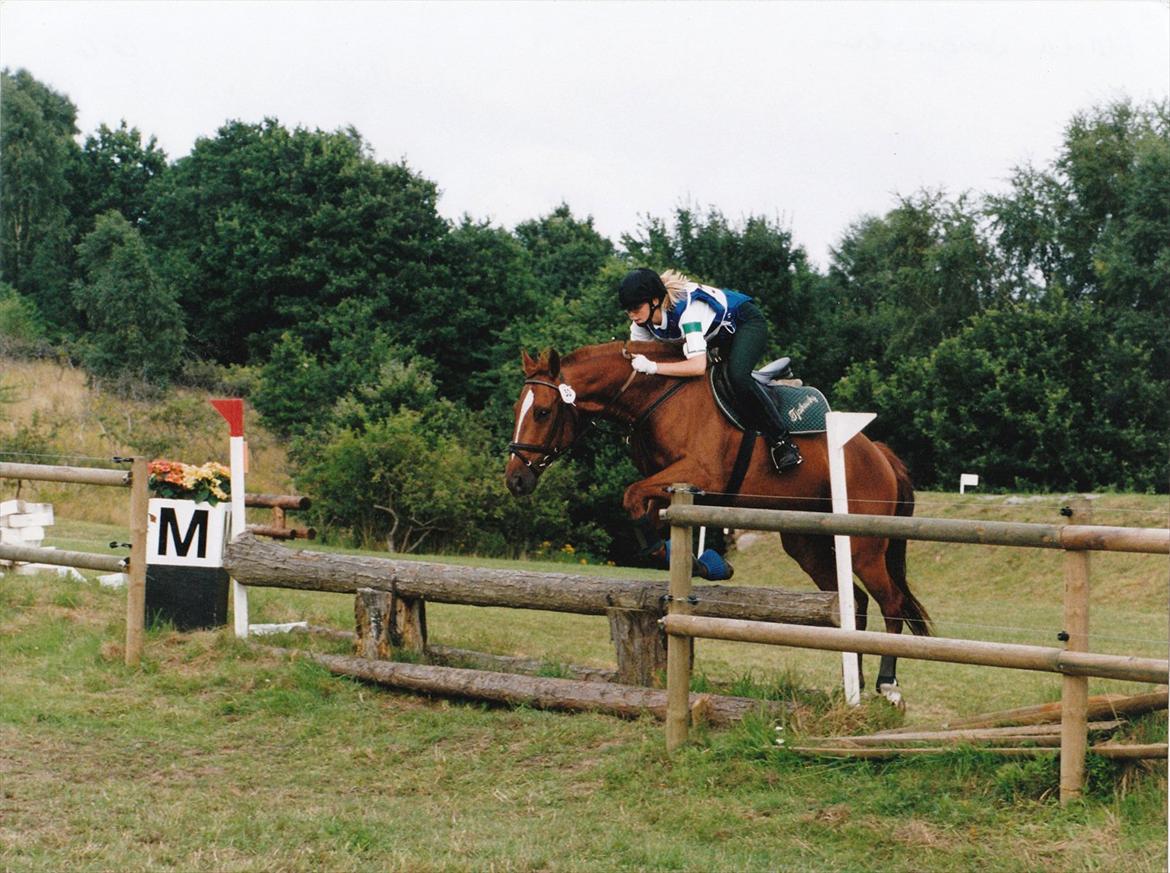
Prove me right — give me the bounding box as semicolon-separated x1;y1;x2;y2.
2;0;1167;267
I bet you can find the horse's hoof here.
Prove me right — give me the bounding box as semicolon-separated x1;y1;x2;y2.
877;682;905;711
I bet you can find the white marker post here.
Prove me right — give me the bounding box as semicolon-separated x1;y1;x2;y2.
960;473;979;494
825;410;876;706
211;399;249;638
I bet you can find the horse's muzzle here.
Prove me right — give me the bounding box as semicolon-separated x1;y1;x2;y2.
505;464;537;497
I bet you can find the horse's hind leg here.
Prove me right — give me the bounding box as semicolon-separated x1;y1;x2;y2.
851;540;908;706
779;533;869;690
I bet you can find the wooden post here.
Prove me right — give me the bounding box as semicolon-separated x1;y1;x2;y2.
354;588;427;659
608;608;667;686
354;588;394;660
124;457;148;668
665;484;695;752
1061;496;1092;803
393;594;427;654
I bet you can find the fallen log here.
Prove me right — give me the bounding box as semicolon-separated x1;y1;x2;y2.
224;533;838;625
935;690;1168;731
791;743;1168;760
800;721;1122;747
282;625;620;683
244;493;311;510
265;646;786;725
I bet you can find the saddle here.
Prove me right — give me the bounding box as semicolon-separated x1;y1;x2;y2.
709;355;831;435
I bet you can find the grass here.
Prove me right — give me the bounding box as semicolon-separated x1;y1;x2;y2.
2;355;1168;869
2;496;1168;872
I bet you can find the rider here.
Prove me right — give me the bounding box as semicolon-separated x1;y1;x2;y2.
618;267;802;473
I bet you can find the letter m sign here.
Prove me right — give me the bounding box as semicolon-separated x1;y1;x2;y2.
147;498;230;567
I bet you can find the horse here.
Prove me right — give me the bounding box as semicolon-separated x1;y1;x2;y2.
504;340;933;704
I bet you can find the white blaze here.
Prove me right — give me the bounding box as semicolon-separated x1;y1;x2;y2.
514;389;535;442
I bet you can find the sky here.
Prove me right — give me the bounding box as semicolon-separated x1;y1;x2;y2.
1;0;1168;268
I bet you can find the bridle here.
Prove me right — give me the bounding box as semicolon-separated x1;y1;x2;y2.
507;377;582;475
508;344;643;476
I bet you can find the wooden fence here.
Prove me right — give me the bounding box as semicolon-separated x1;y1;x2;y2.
658;486;1170;803
222;532;839;717
0;460;149;667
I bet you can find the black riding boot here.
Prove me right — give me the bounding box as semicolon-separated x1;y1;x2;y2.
748;380;803;473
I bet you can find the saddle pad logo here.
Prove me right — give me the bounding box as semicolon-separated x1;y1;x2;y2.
788;395;818;423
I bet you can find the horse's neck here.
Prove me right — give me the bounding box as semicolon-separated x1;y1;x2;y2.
567;350;687;423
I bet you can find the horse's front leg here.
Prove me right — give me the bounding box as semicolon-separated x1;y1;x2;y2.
622;464;731;580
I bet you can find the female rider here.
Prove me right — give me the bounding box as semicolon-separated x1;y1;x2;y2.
618;267;802;473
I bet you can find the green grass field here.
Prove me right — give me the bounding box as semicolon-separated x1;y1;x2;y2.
1;492;1167;871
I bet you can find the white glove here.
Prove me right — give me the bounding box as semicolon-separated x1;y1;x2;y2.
631;354;658;375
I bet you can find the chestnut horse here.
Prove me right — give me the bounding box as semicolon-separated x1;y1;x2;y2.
505;341;933;702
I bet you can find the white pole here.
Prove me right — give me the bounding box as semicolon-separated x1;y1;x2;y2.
696;526;706;556
825;411;876;706
228;434;248;637
211;399;249;638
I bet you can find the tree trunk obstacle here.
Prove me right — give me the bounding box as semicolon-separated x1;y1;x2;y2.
263;645;786;726
223;533;828;723
223;533;839;625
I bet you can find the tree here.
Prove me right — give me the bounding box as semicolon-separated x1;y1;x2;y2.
514;203;615;302
69;121;168;231
145;119;449;364
819;190;1001;388
71;211;186;384
0;68;80;330
836;302;1167;492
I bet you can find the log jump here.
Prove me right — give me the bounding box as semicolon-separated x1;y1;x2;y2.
224;531;838;721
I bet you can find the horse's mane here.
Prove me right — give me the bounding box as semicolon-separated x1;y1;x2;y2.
560;340;683;369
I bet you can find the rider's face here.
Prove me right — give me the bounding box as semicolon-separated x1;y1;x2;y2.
626;300;659;325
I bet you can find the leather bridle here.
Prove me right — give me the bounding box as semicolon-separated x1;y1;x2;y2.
507;377;582;475
508;343;666;476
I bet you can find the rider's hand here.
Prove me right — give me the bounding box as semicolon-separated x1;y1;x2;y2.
631;354;658;375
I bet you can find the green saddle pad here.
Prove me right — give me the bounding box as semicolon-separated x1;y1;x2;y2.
709;368;831;435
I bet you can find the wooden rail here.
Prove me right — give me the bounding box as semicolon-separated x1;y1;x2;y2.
0;458;148;667
659;504;1170;554
660;615;1169;685
222;532;839;625
660;486;1170;804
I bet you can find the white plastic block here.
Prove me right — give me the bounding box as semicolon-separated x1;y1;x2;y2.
249;621;309;636
6;510;54;528
99;573;128;589
0;499;24;517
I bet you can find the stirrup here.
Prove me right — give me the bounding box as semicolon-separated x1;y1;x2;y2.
769;440;802;473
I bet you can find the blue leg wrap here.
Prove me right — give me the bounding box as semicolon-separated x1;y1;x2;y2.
695;548;733;581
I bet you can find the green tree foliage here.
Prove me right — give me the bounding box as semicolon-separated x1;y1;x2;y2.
0;282;47;352
987;100;1170;376
69;121;168;231
819;191;1001;388
145;119;449;364
0;69;80;330
71;211;186;384
514;203;615;301
836;302;1167;491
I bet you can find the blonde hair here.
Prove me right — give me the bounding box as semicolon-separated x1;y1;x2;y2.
659;269;695;306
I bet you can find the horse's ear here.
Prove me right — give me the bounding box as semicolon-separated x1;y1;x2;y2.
547;348;561;378
521;350;538;376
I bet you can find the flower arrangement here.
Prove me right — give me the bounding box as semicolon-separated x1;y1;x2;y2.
148;460;231;505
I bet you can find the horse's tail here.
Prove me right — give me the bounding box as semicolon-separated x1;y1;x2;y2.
875;442;933;637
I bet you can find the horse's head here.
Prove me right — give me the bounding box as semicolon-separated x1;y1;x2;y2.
505;348;585;497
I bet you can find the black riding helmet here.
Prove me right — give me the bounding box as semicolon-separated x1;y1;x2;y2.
618;268;667;326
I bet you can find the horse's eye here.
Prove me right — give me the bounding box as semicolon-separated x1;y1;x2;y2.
535;408;551;421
